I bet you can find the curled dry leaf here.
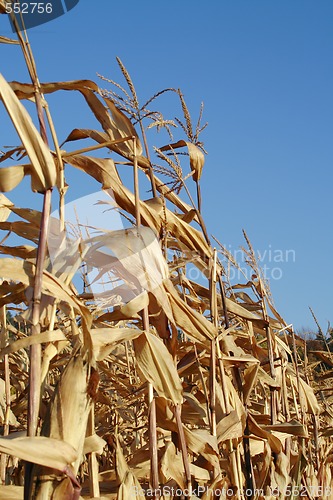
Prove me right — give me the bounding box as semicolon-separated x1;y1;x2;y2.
0;436;77;471
91;327;142;361
32;355;92;498
64;154;115;189
0;64;330;498
11;78;144;161
134;331;183;405
0;165;25;192
0;192;13;221
115;438;143;500
160;139;205;181
0;74;56;192
0;329;66;358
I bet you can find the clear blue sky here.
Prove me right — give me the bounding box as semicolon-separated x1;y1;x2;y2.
0;0;332;332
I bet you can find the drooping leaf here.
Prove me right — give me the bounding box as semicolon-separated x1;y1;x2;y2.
160;139;205;181
0;74;57;192
0;193;13;221
0;329;66;358
134;331;183;404
91;327;142;361
0;165;25;192
0;436;77;471
64;154;115;189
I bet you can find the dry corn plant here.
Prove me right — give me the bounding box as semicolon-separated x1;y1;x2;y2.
0;6;333;500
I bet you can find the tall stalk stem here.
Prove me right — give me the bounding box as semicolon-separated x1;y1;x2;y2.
133;139;159;498
0;306;10;484
9;18;55;499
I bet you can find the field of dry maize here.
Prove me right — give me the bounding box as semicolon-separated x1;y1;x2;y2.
0;5;332;499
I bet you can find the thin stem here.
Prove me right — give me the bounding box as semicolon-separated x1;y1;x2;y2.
28;189;52;437
149;397;159;499
61;135;134;158
133;138;141;227
292;327;305;424
10;23;54;498
0;307;10;484
138;119;157;197
209;250;218;437
133;138;159;498
87;406;100;498
43;105;65;230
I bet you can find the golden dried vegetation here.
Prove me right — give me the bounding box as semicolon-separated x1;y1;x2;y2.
0;8;332;500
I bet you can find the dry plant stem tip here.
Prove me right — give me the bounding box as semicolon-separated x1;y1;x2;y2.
139;118;157;197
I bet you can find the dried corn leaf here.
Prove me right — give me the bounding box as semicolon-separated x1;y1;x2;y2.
0;244;36;259
0;74;56;192
105;97;142;156
9;79;99;100
309;350;333;367
183;392;207;424
64;154;114;189
184;428;220;470
0;436;77;471
91;327;142;361
91;162;211;258
274;452;290;499
41;341;68;383
0;486;23;500
83;434;106;455
115;438;142;500
243;362;259;404
0;258;89;320
224;375;246;425
225;296;264;322
0;220;40;242
134;331;183;404
263;420;308;438
160;140;205;181
97;291;149;322
0;165;25;192
216;410;243;444
0;0;8;13
39;355;92;474
164;279;215;344
0;379;18;426
247;413;282;454
257;366;280;388
0;328;66;358
160;441;185;489
86;226;169;294
0;193;13;221
287;367;320;415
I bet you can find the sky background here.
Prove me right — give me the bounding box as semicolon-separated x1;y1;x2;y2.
0;0;332;332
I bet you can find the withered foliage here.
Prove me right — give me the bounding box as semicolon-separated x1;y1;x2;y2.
0;16;332;500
